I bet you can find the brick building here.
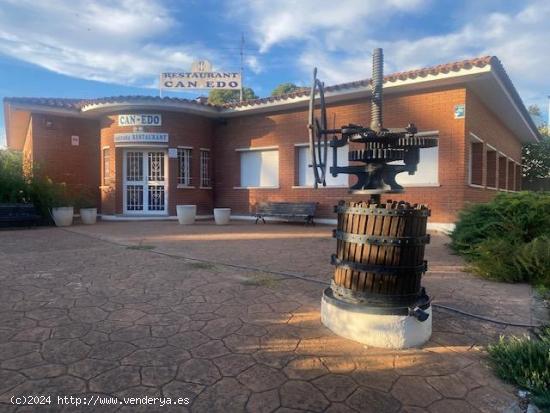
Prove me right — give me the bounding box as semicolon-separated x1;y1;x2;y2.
3;56;540;227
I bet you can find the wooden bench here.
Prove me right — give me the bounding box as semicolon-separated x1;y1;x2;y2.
0;203;42;228
255;202;317;225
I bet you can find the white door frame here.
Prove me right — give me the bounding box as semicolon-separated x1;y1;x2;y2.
122;148;168;215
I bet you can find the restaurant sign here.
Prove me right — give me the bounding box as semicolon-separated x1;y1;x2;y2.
161;60;241;91
119;114;161;126
114;133;169;145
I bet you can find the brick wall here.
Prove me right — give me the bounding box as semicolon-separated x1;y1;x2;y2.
22;116;33;176
213;87;469;223
31;113;100;205
22;85;526;223
99;111;214;215
464;89;523;205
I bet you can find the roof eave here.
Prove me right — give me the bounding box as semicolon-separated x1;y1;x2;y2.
220;65;493;117
80;100;221;117
488;60;540;143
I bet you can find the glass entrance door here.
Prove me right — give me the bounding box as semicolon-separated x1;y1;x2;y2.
123;150;167;214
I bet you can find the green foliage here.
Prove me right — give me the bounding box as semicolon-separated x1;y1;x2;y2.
524;104;550;180
523;136;550;180
516;237;550;287
271;83;299;96
28;176;60;218
488;328;550;410
207;87;258;105
450;192;550;288
0;149;76;219
74;186;97;209
0;150;30;203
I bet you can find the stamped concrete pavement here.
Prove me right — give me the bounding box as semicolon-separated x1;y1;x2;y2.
0;221;534;412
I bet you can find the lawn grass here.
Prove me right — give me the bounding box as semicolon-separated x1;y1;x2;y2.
488;327;550;411
240;273;280;288
126;240;156;251
187;261;216;270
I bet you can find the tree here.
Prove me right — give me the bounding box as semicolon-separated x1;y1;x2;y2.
207;87;257;105
271;83;299;96
523;105;550;180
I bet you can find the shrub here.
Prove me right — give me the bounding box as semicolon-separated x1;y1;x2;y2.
450;192;550;288
0;150;30;203
74;185;97;209
488;328;550;410
0;149;75;220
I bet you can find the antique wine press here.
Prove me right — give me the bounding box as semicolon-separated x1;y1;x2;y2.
308;48;438;348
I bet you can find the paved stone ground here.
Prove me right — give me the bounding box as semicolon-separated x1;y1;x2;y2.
0;221;537;412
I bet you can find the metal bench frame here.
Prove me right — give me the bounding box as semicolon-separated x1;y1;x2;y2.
255;202;317;225
0;203;42;228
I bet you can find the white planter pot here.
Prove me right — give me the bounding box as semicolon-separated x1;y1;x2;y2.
214;208;231;225
80;208;97;225
176;205;197;225
51;207;74;227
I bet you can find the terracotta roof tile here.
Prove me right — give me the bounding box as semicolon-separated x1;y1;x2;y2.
226;56;495;108
3;95;217;111
3;55;496;111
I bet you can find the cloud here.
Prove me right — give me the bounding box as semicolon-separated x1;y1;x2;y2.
0;0;201;87
232;0;427;52
245;55;263;74
237;0;549;109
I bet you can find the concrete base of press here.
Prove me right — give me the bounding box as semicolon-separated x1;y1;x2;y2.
321;288;432;349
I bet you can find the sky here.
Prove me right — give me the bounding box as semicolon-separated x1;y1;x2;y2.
1;0;549;147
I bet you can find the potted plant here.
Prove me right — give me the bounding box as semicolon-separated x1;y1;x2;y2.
76;187;97;225
50;183;75;227
213;207;231;225
176;205;196;225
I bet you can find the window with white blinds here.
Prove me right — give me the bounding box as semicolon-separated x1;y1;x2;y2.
239;149;279;188
297;144;348;187
392;146;439;186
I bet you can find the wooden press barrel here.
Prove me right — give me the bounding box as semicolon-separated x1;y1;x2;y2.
331;200;430;310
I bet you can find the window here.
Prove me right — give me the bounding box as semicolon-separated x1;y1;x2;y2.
392;146;439;186
468;140;484;186
126;151;143;181
498;155;507;190
297;144;348;187
507;159;515;191
200;150;211;188
486;149;497;188
239;149;279;188
178;148;192;186
103;148;110;185
515;164;522;191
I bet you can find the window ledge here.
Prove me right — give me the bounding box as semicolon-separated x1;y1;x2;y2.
199;186;212;190
234;186;279;190
177;185;195;189
468;184;485;189
291;185;348;189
